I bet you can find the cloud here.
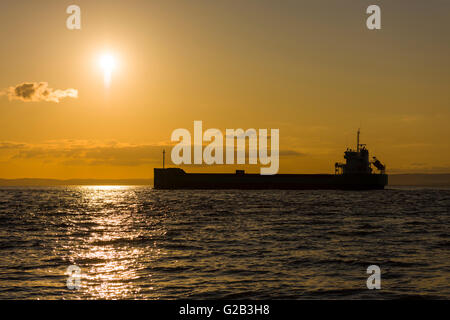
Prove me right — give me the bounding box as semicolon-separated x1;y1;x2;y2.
389;163;450;174
279;150;305;157
1;82;78;103
2;140;165;167
0;140;306;168
0;142;27;150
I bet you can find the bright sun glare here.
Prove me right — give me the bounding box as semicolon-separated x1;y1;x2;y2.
99;54;117;87
100;54;116;72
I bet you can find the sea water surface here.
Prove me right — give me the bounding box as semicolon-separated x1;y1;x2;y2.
0;186;449;299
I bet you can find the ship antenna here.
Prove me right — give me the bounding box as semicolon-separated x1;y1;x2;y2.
357;128;360;152
163;149;165;169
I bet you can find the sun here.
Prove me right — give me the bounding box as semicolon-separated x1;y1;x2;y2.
99;54;117;87
100;54;116;72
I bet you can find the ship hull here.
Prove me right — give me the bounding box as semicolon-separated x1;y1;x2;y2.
154;168;388;190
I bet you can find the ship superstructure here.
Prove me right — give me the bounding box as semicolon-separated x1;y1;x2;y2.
335;129;386;175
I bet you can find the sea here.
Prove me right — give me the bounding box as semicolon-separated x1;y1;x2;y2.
0;186;448;299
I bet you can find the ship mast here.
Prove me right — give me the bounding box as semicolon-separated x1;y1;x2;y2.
357;128;360;152
163;149;165;169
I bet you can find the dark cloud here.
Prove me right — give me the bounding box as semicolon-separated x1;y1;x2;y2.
2;82;78;103
279;150;305;157
0;140;305;167
0;142;27;150
390;164;450;174
6;141;165;167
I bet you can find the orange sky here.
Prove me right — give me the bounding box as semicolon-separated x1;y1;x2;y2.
0;0;449;179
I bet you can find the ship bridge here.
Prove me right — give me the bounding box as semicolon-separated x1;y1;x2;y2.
335;129;385;175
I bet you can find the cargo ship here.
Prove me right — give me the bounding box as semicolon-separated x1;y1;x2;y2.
154;130;387;190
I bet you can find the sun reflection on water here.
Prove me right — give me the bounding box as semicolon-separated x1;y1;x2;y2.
82;186;131;191
59;186;164;299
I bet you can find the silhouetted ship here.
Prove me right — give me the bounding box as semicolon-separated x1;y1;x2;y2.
154;130;388;190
